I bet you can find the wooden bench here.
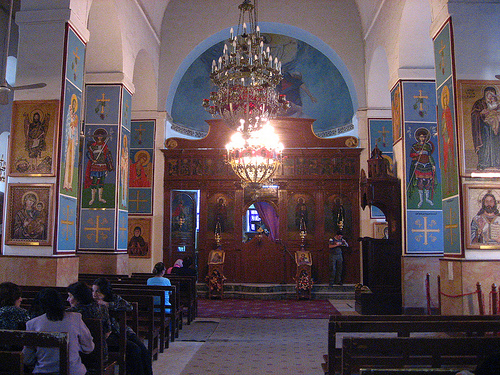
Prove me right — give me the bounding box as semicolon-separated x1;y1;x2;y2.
81;318;117;375
341;336;500;375
117;294;160;361
114;284;180;340
359;369;468;374
112;285;175;351
131;273;198;324
0;351;24;375
18;285;128;375
0;329;69;374
325;315;500;375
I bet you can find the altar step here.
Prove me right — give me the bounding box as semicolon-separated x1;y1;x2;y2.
196;283;355;300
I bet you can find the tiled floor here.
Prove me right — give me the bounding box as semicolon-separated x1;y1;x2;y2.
152;300;355;375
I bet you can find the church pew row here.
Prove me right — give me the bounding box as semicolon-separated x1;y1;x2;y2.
81;318;117;375
0;350;24;375
18;286;129;375
323;315;500;375
341;336;500;375
130;273;198;324
119;294;160;361
111;284;178;347
78;272;197;325
0;330;69;375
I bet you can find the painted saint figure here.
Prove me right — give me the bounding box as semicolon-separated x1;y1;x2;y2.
127;226;149;256
129;150;151;188
24;109;49;166
471;86;500;170
84;128;113;205
63;95;79;191
119;134;129;208
214;197;227;233
471;192;500;244
295;197;308;231
12;193;46;240
408;128;436;208
277;70;317;117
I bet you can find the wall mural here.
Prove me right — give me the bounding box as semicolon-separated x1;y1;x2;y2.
170;34;354;137
433;18;461;256
402;80;444;254
368;118;393;218
129;120;155;215
57;24;86;252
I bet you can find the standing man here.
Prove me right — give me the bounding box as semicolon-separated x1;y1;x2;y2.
329;231;348;286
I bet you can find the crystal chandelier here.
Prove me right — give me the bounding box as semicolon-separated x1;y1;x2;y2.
226;123;283;189
202;0;289;134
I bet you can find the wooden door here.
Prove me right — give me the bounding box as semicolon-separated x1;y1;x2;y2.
239;234;285;283
169;190;197;265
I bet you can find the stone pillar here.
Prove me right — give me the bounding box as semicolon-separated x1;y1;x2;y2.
0;5;88;285
77;80;132;274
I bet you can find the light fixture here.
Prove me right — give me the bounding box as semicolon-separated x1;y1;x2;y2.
226;122;283;189
202;0;289;134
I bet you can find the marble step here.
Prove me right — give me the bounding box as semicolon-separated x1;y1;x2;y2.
196;283;355;300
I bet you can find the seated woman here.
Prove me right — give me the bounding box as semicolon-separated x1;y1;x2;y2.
67;281;111;358
0;281;30;330
23;288;94;375
147;262;171;313
167;259;183;274
92;277;152;375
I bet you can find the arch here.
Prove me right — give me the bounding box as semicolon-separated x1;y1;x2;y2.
132;49;157;111
398;0;434;69
366;45;391;108
85;0;124;74
166;23;357;137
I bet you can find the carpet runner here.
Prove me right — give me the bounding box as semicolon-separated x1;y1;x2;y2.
197;298;340;319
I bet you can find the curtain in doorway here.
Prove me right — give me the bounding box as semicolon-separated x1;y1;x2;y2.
254;201;279;241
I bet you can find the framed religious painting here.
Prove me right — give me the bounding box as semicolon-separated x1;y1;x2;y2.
9;100;60;176
463;183;500;250
5;183;54;246
457;80;500;176
373;222;389;239
127;217;151;258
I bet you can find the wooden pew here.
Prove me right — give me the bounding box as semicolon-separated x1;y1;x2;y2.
0;351;24;375
112;283;179;344
359;369;469;374
117;294;160;361
0;330;69;374
341;336;500;375
79;273;129;282
131;273;197;324
112;285;173;351
325;315;500;375
81;318;117;375
18;285;128;375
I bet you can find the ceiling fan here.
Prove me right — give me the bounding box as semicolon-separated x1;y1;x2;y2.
0;0;46;105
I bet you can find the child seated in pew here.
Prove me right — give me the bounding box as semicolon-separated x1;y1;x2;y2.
92;277;152;375
147;262;171;313
0;282;30;330
23;288;94;375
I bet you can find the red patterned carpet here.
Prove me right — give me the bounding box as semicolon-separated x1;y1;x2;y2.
197;298;340;319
